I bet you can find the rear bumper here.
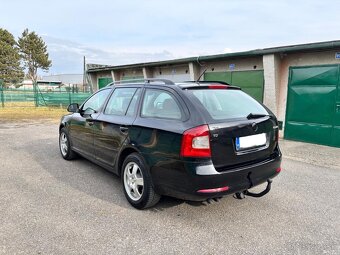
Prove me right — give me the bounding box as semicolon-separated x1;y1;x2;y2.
151;149;282;201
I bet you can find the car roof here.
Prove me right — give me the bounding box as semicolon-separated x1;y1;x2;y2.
102;78;240;90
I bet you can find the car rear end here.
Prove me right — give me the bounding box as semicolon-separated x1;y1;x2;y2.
172;83;282;201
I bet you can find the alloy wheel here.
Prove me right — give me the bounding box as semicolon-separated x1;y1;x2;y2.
60;132;68;157
123;162;144;201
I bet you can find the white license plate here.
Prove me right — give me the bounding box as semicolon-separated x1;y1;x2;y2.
235;133;267;151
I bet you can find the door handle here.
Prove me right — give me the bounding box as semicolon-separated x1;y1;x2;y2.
120;125;129;133
336;104;340;112
86;118;94;126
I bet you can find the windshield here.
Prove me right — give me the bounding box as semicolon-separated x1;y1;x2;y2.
190;89;268;120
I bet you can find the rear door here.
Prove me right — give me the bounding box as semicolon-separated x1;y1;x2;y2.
187;88;278;171
93;87;141;167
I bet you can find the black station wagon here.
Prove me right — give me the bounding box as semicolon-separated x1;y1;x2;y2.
59;79;282;209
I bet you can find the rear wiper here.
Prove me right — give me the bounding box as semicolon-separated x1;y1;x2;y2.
247;113;268;119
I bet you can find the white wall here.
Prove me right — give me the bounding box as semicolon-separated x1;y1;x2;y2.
201;57;263;73
152;65;190;82
263;54;281;115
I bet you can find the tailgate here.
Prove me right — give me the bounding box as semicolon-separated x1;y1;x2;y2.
209;116;279;171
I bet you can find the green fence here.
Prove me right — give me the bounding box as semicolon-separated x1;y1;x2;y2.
0;80;4;108
0;81;91;108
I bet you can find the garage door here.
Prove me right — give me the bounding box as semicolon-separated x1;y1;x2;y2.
153;73;190;83
98;77;113;89
204;70;264;102
284;65;340;147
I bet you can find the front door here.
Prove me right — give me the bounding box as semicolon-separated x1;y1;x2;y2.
70;88;112;157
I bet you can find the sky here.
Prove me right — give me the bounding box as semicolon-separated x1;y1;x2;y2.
1;0;339;75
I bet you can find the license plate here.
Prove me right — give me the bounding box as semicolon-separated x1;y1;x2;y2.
235;133;267;151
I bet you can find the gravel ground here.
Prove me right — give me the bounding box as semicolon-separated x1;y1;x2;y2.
0;122;339;255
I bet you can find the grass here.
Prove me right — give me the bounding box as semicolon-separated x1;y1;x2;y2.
0;102;68;123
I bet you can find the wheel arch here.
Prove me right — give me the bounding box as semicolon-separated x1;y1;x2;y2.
59;120;69;132
59;123;65;132
116;147;139;177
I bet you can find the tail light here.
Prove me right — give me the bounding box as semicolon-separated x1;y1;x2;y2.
181;125;211;157
208;84;229;89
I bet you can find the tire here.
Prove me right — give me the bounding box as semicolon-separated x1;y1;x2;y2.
121;153;160;209
59;127;77;160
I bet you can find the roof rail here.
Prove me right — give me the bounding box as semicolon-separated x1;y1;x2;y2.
109;79;145;85
145;78;175;85
183;80;230;85
106;78;175;87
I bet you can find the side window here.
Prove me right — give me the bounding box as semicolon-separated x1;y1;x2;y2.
126;89;141;117
104;88;137;116
141;89;182;120
82;89;111;113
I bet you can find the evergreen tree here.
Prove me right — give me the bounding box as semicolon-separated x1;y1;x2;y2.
0;28;24;85
18;29;51;82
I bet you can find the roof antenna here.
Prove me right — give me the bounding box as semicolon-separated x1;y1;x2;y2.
196;68;207;83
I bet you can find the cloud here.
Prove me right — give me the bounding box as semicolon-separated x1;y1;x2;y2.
223;48;233;54
1;0;339;74
43;36;175;74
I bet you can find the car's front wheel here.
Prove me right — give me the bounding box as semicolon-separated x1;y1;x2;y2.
59;128;77;160
122;153;160;209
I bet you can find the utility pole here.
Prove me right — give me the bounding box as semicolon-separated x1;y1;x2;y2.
83;56;86;92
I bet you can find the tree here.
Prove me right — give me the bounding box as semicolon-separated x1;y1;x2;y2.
0;28;24;85
18;29;51;82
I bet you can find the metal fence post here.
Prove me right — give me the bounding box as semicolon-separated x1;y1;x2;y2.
33;81;38;107
69;83;71;106
0;79;4;108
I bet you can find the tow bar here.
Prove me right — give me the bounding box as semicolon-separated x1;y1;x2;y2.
234;179;272;199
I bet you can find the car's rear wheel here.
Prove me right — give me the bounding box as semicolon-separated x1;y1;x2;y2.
59;128;77;160
122;153;160;209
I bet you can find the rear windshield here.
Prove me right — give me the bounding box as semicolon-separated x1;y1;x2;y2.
189;89;268;120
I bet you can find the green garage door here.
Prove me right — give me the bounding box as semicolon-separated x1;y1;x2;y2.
98;77;113;89
204;70;264;102
285;65;340;147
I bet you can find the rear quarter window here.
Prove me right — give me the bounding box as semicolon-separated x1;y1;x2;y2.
190;89;268;120
141;89;182;120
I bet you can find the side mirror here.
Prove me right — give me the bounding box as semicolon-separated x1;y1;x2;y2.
67;103;79;113
82;107;97;118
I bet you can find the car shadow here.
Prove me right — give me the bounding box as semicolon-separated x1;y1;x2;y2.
23;137;217;210
23;137;131;209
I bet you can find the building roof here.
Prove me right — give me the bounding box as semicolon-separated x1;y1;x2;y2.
42;74;83;84
21;79;62;85
87;40;340;73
